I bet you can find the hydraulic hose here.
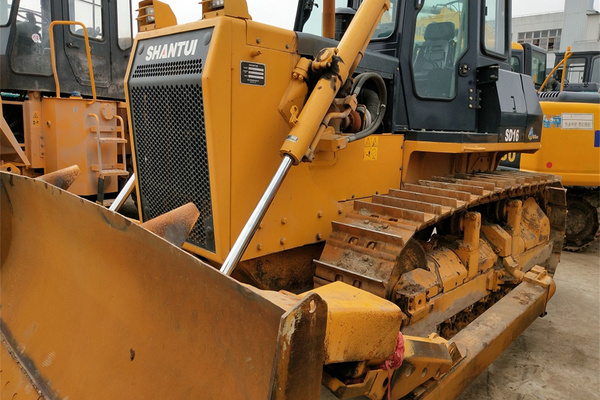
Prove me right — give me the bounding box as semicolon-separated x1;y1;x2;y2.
346;72;387;143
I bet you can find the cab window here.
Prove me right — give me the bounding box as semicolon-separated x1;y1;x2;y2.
412;0;468;99
0;0;13;26
10;1;52;75
68;0;103;39
531;49;546;87
564;58;586;84
484;0;507;57
590;57;599;84
117;0;132;49
301;0;398;41
511;56;521;73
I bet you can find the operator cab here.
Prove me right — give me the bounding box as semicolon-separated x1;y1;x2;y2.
511;42;547;90
552;51;600;92
0;0;133;99
294;0;542;144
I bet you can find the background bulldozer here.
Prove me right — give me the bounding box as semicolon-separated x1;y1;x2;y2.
1;0;567;399
502;46;600;251
0;0;133;202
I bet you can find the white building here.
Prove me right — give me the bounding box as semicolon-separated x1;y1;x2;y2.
513;0;600;65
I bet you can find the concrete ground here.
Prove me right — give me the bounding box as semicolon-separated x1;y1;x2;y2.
459;242;600;400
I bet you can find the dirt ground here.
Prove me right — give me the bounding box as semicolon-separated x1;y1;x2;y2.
459;241;600;400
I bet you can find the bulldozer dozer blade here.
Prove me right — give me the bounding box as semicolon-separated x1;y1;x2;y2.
36;165;81;190
141;202;200;247
0;172;326;400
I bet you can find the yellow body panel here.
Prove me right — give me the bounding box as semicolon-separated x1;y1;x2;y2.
129;17;404;263
511;101;600;186
1;94;122;195
42;98;121;195
302;281;402;364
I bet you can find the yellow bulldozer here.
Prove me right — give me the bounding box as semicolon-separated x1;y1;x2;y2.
0;0;134;203
1;0;567;399
502;46;600;251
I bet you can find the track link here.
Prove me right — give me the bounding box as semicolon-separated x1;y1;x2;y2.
315;170;565;299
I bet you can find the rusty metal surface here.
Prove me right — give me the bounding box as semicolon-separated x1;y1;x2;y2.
141;202;200;247
316;170;562;299
418;282;550;400
1;332;47;400
270;293;327;400
36;165;81;190
0;172;323;399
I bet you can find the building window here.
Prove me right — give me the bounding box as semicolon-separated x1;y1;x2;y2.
517;28;562;52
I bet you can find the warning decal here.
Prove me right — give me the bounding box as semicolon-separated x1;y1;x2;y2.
363;136;378;161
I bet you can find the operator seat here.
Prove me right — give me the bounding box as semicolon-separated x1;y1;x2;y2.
413;21;456;98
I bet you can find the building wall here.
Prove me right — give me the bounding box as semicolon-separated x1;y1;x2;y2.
512;13;564;66
512;0;600;66
561;0;600;52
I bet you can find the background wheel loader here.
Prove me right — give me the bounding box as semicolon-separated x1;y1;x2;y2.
1;0;567;399
0;0;133;203
501;46;600;251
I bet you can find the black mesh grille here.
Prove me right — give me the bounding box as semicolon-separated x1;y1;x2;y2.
132;59;203;78
130;84;215;252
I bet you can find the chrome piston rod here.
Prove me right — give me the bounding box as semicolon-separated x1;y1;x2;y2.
220;154;294;276
109;173;136;212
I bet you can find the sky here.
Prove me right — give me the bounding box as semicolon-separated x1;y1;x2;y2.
159;0;570;27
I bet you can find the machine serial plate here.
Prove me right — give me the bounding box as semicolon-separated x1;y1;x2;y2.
241;61;265;86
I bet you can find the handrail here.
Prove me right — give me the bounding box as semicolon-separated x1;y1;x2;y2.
49;21;97;104
89;113;103;173
114;114;127;169
538;46;573;93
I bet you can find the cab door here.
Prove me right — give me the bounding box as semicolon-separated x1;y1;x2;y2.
401;0;477;133
60;0;112;91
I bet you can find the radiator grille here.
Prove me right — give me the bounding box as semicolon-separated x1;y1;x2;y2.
132;59;203;78
130;84;215;252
